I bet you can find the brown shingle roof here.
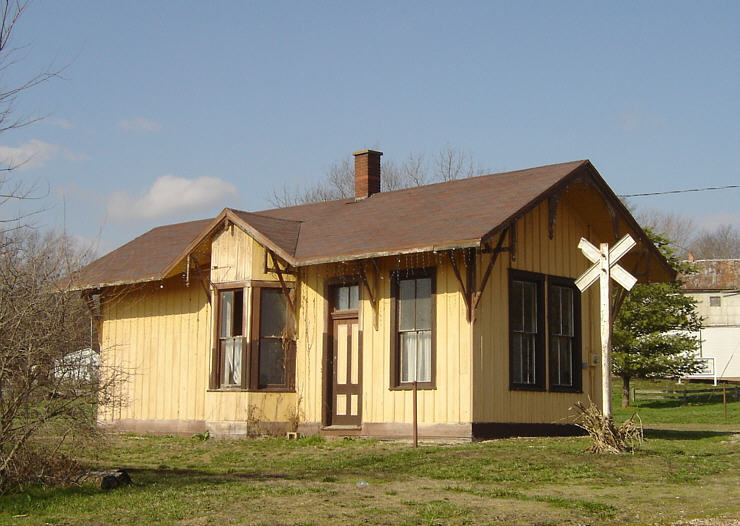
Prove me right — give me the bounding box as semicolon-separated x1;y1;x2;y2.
71;159;673;289
252;160;587;264
69;218;211;289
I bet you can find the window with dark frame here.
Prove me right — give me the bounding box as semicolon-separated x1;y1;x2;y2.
509;270;581;392
548;279;581;391
217;289;245;388
509;271;545;389
391;268;435;388
251;286;294;390
212;285;295;391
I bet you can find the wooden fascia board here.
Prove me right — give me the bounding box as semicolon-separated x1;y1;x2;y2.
68;274;163;292
160;210;229;280
161;208;299;282
479;161;589;247
292;239;481;267
223;209;298;267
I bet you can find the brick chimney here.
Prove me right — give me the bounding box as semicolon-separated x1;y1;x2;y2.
353;149;382;200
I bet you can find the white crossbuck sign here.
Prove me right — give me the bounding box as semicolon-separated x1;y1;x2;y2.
575;235;637;293
575;234;638;419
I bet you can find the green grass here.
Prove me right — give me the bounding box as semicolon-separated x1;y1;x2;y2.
1;378;738;525
1;427;738;525
612;378;740;427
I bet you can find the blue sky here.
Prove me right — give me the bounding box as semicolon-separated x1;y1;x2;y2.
4;1;738;254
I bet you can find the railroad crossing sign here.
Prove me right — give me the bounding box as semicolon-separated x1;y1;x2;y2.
575;234;637;420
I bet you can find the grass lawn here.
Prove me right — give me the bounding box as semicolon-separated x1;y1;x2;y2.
1;380;738;526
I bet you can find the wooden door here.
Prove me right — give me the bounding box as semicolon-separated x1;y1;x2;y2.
331;316;361;425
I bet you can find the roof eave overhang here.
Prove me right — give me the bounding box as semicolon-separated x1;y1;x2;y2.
67;274;164;292
293;239;481;267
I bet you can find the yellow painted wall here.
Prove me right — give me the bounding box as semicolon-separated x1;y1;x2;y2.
100;201;600;433
98;278;211;424
295;255;471;426
472;191;601;423
211;224;295;284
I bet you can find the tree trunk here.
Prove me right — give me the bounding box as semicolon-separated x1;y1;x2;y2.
621;376;631;408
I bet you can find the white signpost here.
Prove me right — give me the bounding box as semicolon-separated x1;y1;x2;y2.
575;234;638;420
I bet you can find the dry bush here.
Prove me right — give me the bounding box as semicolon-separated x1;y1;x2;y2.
571;400;644;454
0;229;128;493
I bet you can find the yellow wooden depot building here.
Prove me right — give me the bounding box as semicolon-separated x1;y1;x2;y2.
71;152;673;440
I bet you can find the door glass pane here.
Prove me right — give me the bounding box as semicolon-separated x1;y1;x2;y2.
336;286;349;311
261;288;286;338
349;285;359;310
399;280;416;331
220;291;233;338
400;331;416;383
416;278;432;330
417;330;432;382
259;338;285;386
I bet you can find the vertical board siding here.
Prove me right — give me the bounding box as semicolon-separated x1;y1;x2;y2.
101;203;604;432
295;255;471;426
99;280;211;424
472;194;601;423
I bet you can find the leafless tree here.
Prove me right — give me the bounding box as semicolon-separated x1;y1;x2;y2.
0;1;122;493
434;144;481;181
635;209;696;259
0;229;126;493
268;146;483;208
0;0;63;233
688;224;740;259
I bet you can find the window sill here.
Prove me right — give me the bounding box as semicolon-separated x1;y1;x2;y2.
509;384;546;392
389;383;436;391
207;387;295;393
252;387;295;393
549;386;582;394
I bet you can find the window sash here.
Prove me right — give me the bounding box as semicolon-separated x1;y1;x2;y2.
215;289;245;389
548;281;579;390
392;269;435;388
251;286;294;390
511;277;541;386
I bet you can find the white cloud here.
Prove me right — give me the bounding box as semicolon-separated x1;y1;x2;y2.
118;117;162;133
0;139;87;170
107;174;237;222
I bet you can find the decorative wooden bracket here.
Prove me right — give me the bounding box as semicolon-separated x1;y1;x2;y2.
356;260;379;330
189;255;212;305
448;249;475;322
472;228;508;316
268;250;296;318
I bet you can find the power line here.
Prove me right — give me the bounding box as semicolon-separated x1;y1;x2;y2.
619;184;740;198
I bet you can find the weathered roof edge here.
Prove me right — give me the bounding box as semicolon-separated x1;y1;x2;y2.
476;159;675;283
161;208;301;280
